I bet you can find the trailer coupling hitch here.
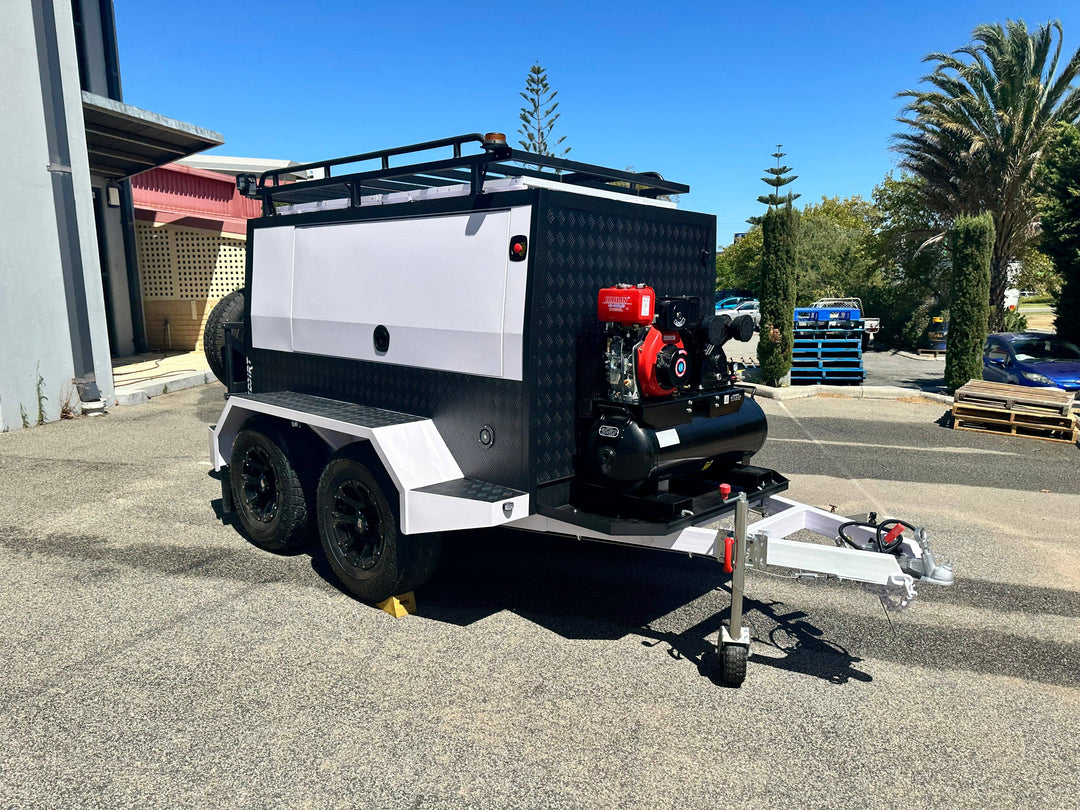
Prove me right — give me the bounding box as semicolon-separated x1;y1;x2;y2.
899;527;955;586
828;514;954;610
838;516;954;587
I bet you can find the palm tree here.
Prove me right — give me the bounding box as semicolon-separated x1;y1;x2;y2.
894;19;1080;329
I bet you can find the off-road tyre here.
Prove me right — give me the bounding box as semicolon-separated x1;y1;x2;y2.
316;446;440;603
229;425;310;553
204;288;246;384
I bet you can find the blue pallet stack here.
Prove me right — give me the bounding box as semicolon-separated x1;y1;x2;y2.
790;306;865;384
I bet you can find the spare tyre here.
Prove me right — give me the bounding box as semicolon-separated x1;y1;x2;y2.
203;288;246;384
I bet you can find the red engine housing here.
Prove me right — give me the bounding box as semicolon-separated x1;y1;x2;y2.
637;327;690;397
598;284;656;325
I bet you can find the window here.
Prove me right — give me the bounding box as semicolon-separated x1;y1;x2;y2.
1010;338;1080;362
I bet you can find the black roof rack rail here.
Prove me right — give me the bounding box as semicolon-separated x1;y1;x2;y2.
237;132;689;216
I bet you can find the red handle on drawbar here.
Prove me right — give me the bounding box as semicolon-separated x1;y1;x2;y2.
723;535;735;573
882;523;905;547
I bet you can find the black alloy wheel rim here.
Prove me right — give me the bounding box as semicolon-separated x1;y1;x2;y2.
240;445;279;523
330;479;385;571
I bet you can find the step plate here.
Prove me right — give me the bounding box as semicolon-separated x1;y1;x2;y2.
413;478;526;502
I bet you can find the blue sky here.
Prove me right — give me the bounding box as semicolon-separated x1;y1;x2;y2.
116;1;1079;246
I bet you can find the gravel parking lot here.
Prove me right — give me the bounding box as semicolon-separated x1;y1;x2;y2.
1;384;1077;809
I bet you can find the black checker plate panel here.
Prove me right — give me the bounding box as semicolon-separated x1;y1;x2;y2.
239;391;424;427
529;199;715;485
413;478;525;502
249;352;527;490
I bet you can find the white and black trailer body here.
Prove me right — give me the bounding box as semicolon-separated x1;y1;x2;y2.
207;133;953;685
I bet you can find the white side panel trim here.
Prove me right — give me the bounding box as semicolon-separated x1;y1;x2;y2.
502;206;530;374
372;421;463;491
273;176;678;215
249;226;295;352
405;491;530;535
520;174;678;209
211;397;527;535
506;514;720;555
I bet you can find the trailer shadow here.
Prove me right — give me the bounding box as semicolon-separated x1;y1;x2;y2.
205;479;870;685
414;529;872;686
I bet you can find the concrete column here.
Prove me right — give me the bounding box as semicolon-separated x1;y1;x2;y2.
53;0;115;403
0;0;115;431
0;1;78;429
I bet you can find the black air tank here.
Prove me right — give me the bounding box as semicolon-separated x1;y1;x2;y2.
581;396;768;493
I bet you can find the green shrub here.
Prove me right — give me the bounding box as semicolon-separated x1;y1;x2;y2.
944;213;993;392
757;205;797;385
1001;309;1028;332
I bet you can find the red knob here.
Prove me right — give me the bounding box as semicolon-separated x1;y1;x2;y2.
719;483;731;501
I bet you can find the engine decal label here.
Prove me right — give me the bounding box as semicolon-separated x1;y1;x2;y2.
598;425;621;439
656;428;680;448
603;296;631;311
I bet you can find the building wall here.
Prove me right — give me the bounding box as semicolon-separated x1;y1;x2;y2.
0;0;113;431
135;222;247;351
131;164;256;352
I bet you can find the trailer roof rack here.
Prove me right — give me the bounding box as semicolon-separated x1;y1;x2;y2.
236;132;689;216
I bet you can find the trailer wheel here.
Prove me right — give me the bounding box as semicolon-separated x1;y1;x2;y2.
204;288;245;384
719;641;748;686
316;448;439;603
229;426;310;553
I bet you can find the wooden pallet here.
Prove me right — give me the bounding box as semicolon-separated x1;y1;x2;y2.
954;380;1076;417
951;402;1079;444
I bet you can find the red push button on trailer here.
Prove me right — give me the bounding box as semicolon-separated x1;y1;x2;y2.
509;236;528;261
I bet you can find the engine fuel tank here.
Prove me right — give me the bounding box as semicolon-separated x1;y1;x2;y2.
581;395;768;493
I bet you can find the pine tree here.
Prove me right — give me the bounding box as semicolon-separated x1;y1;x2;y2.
944;213;994;393
518;63;570;162
758;145;800;207
757;204;798;386
747;145;800;226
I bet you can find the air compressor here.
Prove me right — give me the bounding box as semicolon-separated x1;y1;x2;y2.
576;284;769;513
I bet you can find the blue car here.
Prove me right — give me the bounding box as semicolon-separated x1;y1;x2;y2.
982;333;1080;392
715;296;751;313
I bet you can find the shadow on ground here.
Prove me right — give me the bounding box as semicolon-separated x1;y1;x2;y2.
411;528;872;685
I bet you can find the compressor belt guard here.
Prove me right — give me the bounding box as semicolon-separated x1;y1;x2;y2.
638;327;690;397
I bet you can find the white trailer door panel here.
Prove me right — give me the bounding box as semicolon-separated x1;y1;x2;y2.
247;208;528;381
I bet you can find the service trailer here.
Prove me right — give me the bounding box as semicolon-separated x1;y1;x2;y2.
206;133;953;685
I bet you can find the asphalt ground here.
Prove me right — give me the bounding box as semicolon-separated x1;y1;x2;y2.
1;385;1078;809
729;333;950;393
861;348;946;392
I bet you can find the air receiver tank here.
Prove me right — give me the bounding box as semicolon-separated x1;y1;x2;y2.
581;395;768;493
